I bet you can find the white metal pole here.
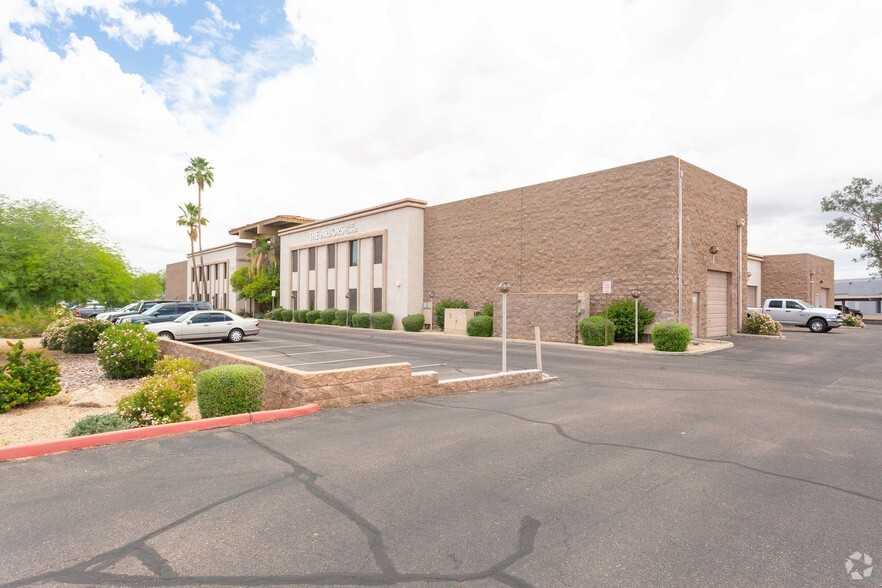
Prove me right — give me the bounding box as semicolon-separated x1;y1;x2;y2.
534;326;542;373
502;292;508;373
634;298;639;345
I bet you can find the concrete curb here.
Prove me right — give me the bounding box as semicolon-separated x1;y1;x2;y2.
0;403;320;462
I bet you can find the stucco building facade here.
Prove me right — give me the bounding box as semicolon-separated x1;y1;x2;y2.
759;253;835;308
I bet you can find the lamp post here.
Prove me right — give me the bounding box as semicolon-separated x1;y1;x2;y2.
344;292;350;326
428;290;435;330
498;281;510;372
631;289;642;345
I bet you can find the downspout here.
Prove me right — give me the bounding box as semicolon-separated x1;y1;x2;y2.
678;160;683;323
737;218;745;331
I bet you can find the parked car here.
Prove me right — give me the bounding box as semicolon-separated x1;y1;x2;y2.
834;304;863;317
95;302;138;321
74;304;105;318
107;300;182;323
749;298;843;333
145;310;259;343
118;302;213;325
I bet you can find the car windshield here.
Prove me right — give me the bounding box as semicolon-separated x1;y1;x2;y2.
173;311;198;323
796;300;814;309
119;303;137;311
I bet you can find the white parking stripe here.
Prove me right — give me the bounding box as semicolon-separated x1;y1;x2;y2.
225;343;315;352
259;348;353;358
281;355;391;367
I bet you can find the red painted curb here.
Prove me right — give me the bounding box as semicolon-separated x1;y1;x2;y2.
0;403;320;462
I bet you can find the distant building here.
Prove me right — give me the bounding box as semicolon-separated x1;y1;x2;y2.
834;277;882;314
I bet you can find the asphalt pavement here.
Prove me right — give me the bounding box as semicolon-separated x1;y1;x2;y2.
1;325;880;586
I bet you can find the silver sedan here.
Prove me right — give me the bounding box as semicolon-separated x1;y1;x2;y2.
144;310;259;343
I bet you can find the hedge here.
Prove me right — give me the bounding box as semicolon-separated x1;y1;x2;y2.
651;321;691;352
335;309;352;327
578;315;615;346
401;313;425;332
280;309;294;322
305;310;321;324
196;365;265;418
321;308;338;325
351;312;371;328
467;315;493;337
370;312;394;330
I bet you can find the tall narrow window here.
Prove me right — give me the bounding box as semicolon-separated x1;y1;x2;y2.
348;288;357;311
327;289;335;308
291;250;298;272
308;247;316;271
349;240;359;266
328;243;336;269
373;287;383;312
373;235;383;264
309;290;316;310
222;263;227;279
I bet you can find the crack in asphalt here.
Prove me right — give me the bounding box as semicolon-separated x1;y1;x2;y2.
4;431;541;588
416;400;882;505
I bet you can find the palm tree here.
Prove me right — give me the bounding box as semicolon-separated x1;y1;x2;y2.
247;237;279;278
184;156;214;300
176;202;208;299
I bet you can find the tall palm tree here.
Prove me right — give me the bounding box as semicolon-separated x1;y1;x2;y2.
247;237;279;278
184;156;214;300
176;202;208;299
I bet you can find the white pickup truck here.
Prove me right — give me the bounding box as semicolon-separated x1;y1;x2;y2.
747;298;843;333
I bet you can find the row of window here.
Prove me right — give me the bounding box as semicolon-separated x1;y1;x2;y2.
191;262;228;282
292;236;383;272
291;287;383;313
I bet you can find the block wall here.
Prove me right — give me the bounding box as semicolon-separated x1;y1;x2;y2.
760;254;835;306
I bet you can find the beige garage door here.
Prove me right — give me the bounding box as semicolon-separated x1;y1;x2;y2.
707;270;729;337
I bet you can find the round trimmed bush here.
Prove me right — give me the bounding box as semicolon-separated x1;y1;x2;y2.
280;309;294;322
68;413;133;437
351;312;371;328
305;310;320;324
467;315;493;337
335;309;351;327
196;365;265;418
578;315;615;346
296;310;309;323
41;315;78;350
94;323;161;379
652;321;691;352
605;298;656;342
369;312;394;330
402;313;425;332
270;308;284;320
321;308;338;325
62;320;111;353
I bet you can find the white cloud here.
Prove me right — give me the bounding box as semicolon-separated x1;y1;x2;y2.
1;0;881;278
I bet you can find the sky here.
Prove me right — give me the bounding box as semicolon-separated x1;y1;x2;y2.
1;1;881;279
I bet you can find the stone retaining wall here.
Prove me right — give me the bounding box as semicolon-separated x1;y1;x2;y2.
159;340;550;409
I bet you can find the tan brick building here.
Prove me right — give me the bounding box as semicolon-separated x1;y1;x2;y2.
759;253;835;308
424;156;748;340
164;260;188;300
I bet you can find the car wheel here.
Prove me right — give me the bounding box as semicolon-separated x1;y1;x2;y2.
228;328;245;343
158;331;175;340
808;318;827;333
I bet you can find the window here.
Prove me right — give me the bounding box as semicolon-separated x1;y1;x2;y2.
768;300;782;309
327;289;335;308
209;312;229;322
308;247;316;271
373;287;382;312
348;288;357;311
291;250;298;272
786;300;803;309
373;235;383;264
349;240;358;266
291;291;298;310
190;313;212;324
222;263;227;279
328;243;336;269
309;290;315;310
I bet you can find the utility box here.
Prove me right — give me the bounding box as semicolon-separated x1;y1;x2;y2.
444;308;476;335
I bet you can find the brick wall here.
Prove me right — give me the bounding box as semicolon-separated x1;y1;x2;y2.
760;254;835;306
165;260;188;301
424;156;748;340
493;292;579;343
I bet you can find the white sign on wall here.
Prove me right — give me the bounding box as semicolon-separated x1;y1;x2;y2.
308;222;358;241
602;280;612;294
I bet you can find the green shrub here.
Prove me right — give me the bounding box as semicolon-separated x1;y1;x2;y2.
476;301;494;317
605;298;656;342
370;312;394;330
94;324;161;379
467;315;493;337
296;310;309;323
305;310;320;324
434;298;469;330
321;308;338;325
0;341;61;413
153;356;202;376
843;313;865;328
61;320;111;354
742;313;782;336
402;313;425;332
335;309;352;327
0;306;59;339
117;370;195;426
196;365;265;418
652;321;692;352
41;315;78;350
270;307;284;320
255;312;266;319
578;315;615;346
68;413;133;437
280;309;294;322
351;312;371;328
